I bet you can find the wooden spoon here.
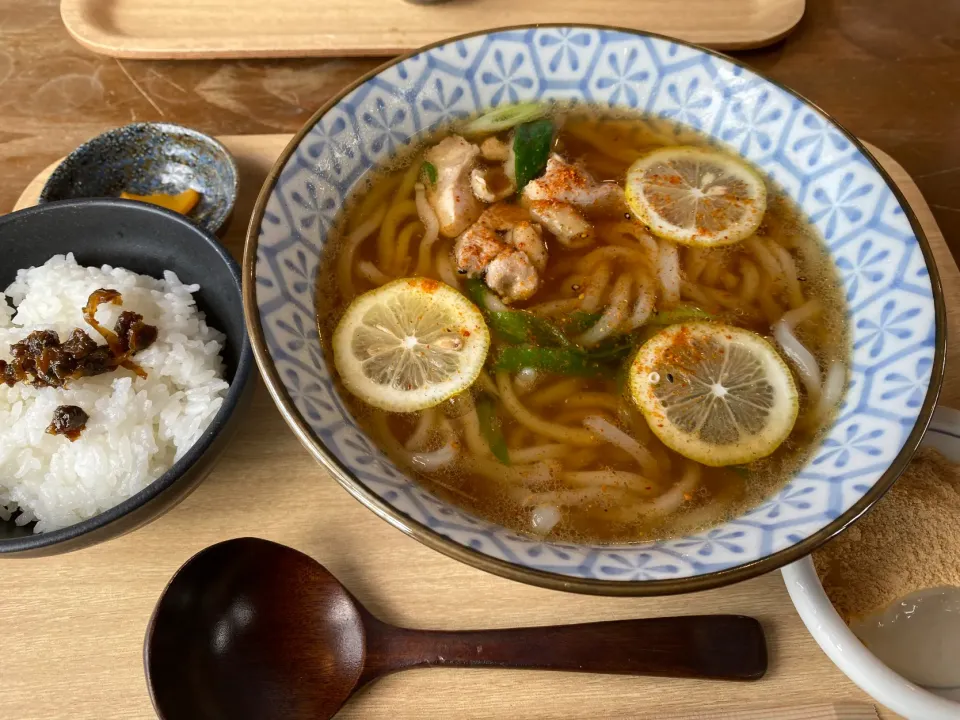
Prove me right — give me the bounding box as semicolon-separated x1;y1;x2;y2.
145;537;767;719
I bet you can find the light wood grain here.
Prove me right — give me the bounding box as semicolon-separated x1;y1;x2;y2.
59;0;805;59
4;135;942;720
662;703;879;720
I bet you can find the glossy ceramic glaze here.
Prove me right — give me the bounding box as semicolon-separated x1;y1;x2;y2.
0;199;253;556
244;26;944;594
39;122;238;235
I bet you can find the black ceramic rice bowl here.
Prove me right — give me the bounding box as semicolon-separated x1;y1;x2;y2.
0;199;252;557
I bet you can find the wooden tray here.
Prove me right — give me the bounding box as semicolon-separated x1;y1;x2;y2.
60;0;806;59
3;135;953;720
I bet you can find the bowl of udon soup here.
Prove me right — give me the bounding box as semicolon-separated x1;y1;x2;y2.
245;26;944;594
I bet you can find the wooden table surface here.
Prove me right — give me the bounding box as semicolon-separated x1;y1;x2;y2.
1;2;959;719
0;0;958;254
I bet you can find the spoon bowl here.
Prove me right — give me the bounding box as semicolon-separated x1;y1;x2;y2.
146;538;364;719
146;538;768;720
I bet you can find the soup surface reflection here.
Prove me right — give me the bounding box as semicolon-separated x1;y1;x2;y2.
318;107;850;544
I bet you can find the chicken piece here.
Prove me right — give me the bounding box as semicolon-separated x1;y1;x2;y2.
508;221;547;272
424;136;484;238
485;249;540;303
454;224;503;276
504;140;517;184
477;202;529;230
470;165;515;203
453;202;548;303
476;204;547;269
480;136;511;162
528;200;594;247
476;204;548;268
523;154;626;214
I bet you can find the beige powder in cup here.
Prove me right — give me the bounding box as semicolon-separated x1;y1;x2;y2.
813;447;960;622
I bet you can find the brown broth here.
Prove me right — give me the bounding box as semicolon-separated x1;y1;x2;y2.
316;107;850;544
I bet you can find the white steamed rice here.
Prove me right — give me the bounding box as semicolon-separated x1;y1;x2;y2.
0;253;229;532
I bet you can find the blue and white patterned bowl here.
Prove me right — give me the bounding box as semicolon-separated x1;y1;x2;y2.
243;26;945;595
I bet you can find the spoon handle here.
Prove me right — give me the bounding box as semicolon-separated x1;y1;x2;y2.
365;614;766;681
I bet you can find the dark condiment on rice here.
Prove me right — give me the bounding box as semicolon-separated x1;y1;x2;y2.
0;288;158;391
46;405;89;441
0;288;159;441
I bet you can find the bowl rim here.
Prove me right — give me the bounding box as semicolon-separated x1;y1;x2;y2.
0;197;254;554
242;23;946;596
782;556;960;719
38;121;239;235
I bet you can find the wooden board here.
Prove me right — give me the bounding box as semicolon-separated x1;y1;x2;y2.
60;0;806;59
3;135;948;720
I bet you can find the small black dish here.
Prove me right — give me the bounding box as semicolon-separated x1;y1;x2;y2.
0;199;253;557
39;123;238;236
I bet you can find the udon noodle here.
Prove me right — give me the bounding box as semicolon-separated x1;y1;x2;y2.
318;108;849;543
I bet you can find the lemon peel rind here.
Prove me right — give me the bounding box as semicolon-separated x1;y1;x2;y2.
332;278;490;413
628;322;799;467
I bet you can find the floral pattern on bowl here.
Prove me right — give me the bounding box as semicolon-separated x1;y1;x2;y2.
245;27;942;594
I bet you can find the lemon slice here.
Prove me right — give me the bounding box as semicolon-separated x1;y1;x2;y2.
625;146;767;246
332;278;490;412
628;322;798;467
